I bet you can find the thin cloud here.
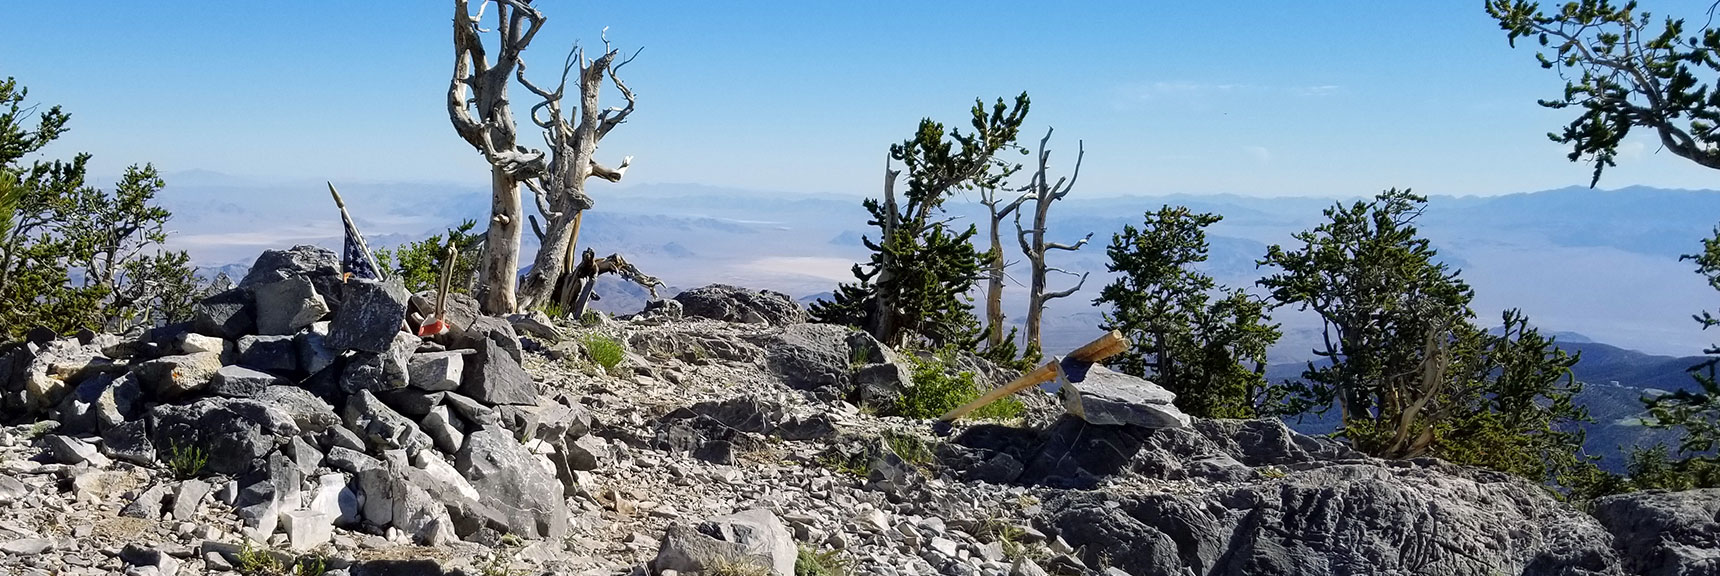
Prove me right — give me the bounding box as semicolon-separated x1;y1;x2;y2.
1244;146;1272;164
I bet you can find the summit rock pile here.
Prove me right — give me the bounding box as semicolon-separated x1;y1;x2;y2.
0;245;587;553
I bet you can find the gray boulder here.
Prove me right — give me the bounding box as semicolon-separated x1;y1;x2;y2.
407;351;464;392
238;245;345;309
454;427;569;540
674;284;806;326
251;385;341;434
209;365;288;398
1592;488;1720;576
654;509;797;575
342;390;434;454
420;405;465;454
236;335;298;373
341;331;417;394
1043;461;1622;576
102;419;156;465
377;389;443;419
45;434;109;466
1058;362;1189;428
94;373;144;430
252;273;330;335
756;323;855;392
458;338;536;406
150;397;299;475
327;279;409;353
193;287;256;339
133;352;223;400
295;321;338;375
450;316;523;364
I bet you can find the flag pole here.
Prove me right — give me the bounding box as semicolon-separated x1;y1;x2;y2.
328;181;384;280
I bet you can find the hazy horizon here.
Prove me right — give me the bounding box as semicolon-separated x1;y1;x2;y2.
137;171;1720;361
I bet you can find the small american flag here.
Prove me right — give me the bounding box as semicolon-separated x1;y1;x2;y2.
328;182;383;281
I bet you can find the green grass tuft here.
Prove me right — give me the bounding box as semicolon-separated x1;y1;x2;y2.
795;545;853;576
579;333;626;374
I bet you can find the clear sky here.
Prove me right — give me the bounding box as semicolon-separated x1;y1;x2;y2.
4;1;1718;197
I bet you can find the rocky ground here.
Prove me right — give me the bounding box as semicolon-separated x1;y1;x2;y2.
0;246;1716;576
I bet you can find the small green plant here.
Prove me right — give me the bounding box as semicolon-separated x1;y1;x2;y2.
892;347;1024;421
815;449;869;478
542;301;566;319
882;430;936;470
708;556;771;576
24;421;53;439
1259;466;1287;479
580;310;603;327
579;333;626;374
978;518;1030;561
166;441;208;479
293;554;326;576
795;545;853;576
235;540;285;575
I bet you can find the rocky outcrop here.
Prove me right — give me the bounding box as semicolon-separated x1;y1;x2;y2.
674;284;807;326
1047;463;1621;576
1592;489;1720;576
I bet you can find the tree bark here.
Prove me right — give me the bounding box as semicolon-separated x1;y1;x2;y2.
515;36;638;312
448;0;546;315
481;167;522;313
1016;128;1089;356
870;163;903;344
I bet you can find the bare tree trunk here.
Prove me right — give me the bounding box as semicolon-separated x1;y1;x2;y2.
1016;127;1091;356
482;168;522;313
515;35;639;312
870;163;903;345
985;217;1007;348
449;0;548;315
979;185;1028;350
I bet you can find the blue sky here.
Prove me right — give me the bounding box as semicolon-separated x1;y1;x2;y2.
4;1;1719;197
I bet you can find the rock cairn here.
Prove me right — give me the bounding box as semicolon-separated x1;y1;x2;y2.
0;245;587;551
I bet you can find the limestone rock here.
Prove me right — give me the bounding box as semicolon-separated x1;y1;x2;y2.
178;333;226;356
654;509;797;575
295;321;338;375
1058;362;1189;429
251;385;341;435
134;352;223;400
150;397;298;475
457;338;536;406
171;479;212;521
327;279;409;353
45;434;109;467
252;273;330;335
235;334;298;374
674;284;806;326
356;465;456;545
420;405;465;454
342;390;434;454
239;245;345;309
1592;488;1720;576
101;419;156;465
454;427;569;540
407;351;465;392
209;365;288;398
193;287;256;339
